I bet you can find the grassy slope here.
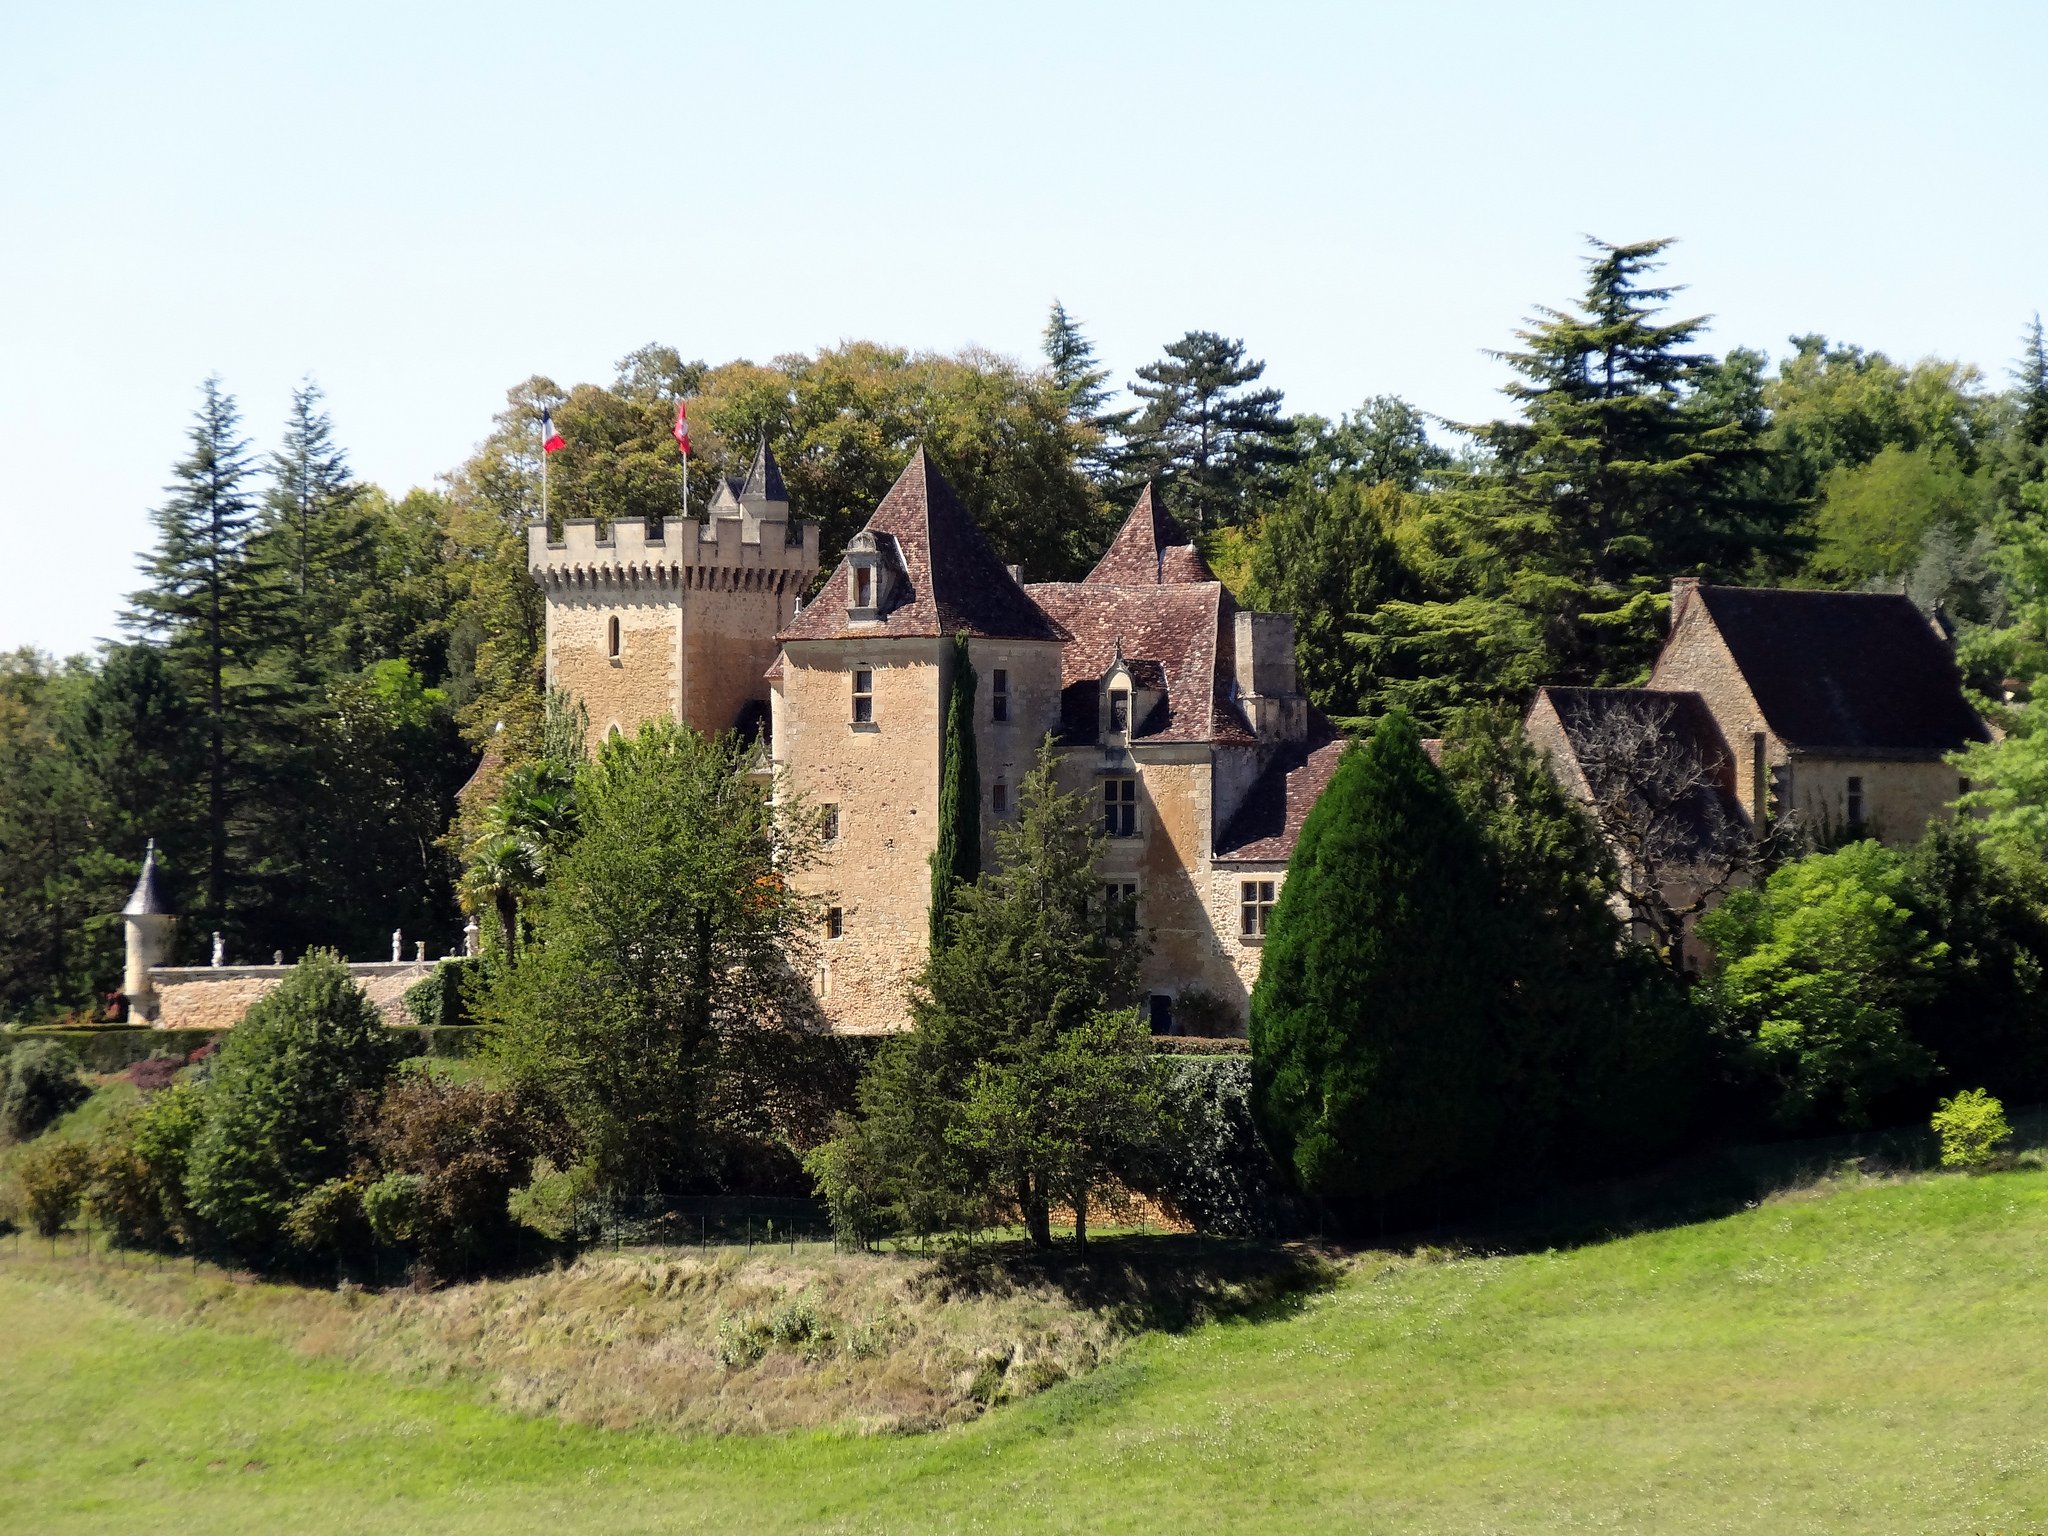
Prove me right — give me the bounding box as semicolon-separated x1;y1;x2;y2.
8;1170;2048;1534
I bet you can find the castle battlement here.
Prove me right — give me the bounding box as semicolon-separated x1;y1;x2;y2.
529;513;821;591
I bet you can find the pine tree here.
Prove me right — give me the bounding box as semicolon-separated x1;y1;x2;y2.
928;634;981;947
1124;331;1296;528
1249;711;1502;1214
261;378;373;670
125;378;270;925
1042;300;1131;485
2015;314;2048;458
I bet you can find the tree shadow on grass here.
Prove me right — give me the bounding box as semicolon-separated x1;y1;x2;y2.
1405;1104;2048;1260
921;1234;1343;1334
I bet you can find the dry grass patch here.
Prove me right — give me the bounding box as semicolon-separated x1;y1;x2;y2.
13;1235;1333;1435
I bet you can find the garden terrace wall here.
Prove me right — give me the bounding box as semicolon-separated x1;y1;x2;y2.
146;961;436;1031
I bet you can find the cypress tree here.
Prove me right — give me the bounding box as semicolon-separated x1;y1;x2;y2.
928;633;981;947
1248;710;1502;1213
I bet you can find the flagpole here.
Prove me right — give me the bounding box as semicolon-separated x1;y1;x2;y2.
541;414;550;530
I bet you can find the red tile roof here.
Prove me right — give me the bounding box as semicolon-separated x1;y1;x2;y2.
1029;581;1255;744
1085;485;1214;585
1215;735;1349;862
778;449;1069;644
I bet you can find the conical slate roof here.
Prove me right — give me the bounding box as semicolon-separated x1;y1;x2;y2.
778;448;1068;643
122;840;169;916
1085;484;1213;585
738;439;787;504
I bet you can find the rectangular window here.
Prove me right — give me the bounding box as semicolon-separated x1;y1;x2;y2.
854;566;873;608
1109;688;1130;734
1103;777;1137;837
1240;880;1277;937
1102;881;1137;934
991;780;1008;815
992;668;1009;722
1847;775;1865;829
820;804;840;844
852;667;874;724
1148;995;1175;1036
825;907;843;940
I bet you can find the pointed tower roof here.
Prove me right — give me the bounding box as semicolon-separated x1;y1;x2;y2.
122;840;169;917
1085;484;1214;585
738;439;788;504
779;448;1069;643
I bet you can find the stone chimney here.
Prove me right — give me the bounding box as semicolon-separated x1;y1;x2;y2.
1670;576;1703;632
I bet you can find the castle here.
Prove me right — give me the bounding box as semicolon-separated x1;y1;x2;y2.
531;446;1336;1036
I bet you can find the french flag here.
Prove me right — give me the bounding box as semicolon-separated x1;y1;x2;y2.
541;407;565;455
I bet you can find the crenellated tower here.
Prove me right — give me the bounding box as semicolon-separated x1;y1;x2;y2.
528;442;820;746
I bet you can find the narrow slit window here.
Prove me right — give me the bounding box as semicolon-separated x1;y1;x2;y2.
1847;775;1865;829
1103;777;1137;837
991;668;1009;723
825;907;843;940
1240;880;1277;937
607;615;622;659
852;667;874;724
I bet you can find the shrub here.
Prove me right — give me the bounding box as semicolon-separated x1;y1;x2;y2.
1700;841;1942;1130
126;1054;183;1094
401;959;477;1030
1134;1057;1292;1237
362;1075;544;1280
183;952;401;1265
87;1112;171;1249
805;1118;891;1249
127;1080;206;1244
0;1040;89;1142
286;1178;369;1259
361;1172;423;1248
507;1155;602;1243
1931;1088;2013;1170
18;1138;91;1237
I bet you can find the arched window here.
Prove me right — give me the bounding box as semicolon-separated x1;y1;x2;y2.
607;615;622;659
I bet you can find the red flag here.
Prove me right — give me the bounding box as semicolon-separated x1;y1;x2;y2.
673;399;690;456
540;407;565;455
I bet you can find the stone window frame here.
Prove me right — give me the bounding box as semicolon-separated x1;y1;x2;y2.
991;668;1010;723
820;803;841;844
607;614;622;662
1102;776;1138;838
825;907;844;940
851;666;875;727
1240;878;1277;940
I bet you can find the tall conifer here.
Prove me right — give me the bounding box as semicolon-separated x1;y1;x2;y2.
1249;711;1501;1213
261;378;372;669
126;378;267;924
928;634;981;947
1124;331;1296;528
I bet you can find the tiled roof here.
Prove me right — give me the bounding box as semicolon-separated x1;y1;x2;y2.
1028;581;1255;744
1687;586;1990;755
1533;686;1746;853
1085;484;1214;585
1215;733;1348;862
778;449;1069;644
122;840;168;916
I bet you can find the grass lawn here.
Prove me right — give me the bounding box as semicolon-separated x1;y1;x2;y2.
8;1167;2048;1533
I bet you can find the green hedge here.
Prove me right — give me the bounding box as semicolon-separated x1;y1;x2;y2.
402;958;479;1030
1;1028;223;1075
1135;1055;1295;1237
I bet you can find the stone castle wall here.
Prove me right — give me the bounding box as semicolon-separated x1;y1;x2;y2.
148;961;435;1031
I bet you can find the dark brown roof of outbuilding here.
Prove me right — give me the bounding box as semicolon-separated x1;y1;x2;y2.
1215;733;1348;862
1686;586;1990;755
1029;581;1255;744
1532;686;1745;852
1085;485;1214;585
778;449;1069;644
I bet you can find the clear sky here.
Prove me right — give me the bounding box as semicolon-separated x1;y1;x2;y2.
4;0;2043;657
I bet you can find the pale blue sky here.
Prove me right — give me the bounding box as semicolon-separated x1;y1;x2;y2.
4;0;2043;657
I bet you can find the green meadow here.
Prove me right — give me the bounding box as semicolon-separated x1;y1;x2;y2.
9;1167;2048;1533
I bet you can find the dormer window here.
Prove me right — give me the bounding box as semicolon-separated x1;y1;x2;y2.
845;531;885;621
1109;688;1130;734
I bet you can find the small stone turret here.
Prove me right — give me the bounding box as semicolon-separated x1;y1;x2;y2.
121;841;175;1023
